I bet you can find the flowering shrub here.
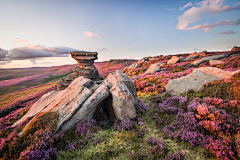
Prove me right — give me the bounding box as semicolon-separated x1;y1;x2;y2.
113;118;133;132
136;99;148;114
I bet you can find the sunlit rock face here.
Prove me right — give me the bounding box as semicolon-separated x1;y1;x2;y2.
13;70;137;134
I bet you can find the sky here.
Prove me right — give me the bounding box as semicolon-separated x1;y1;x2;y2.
0;0;240;68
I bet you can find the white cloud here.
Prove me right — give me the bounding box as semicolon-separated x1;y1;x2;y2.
167;8;175;11
187;18;240;32
177;0;240;30
84;31;99;38
179;2;193;11
97;48;108;51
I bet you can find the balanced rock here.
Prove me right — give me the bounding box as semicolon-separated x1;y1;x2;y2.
167;56;179;65
145;63;164;74
57;51;105;90
192;54;228;66
209;60;224;65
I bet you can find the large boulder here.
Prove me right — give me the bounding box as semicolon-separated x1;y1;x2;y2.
110;82;136;120
192;54;228;66
128;63;140;69
12;77;94;128
13;70;138;133
197;67;240;79
209;60;224;65
145;63;164;74
184;51;207;62
183;55;199;61
102;70;138;107
167;56;179;65
165;67;240;95
58;84;110;133
165;70;222;95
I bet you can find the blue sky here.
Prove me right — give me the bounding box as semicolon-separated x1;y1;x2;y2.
0;0;240;68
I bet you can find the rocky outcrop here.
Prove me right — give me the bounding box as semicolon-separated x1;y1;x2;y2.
183;55;199;61
165;70;221;95
167;56;179;65
13;70;137;133
145;63;164;74
192;54;228;66
197;67;240;79
209;60;224;65
110;82;136;120
165;67;240;95
183;51;207;62
57;51;105;90
138;57;149;64
231;46;240;51
128;63;140;69
102;70;138;107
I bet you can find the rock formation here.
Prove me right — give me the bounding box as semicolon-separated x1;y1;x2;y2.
57;51;105;90
192;54;228;66
165;67;240;95
13;70;137;134
167;56;179;65
231;46;240;51
145;63;164;74
209;60;224;65
183;51;207;62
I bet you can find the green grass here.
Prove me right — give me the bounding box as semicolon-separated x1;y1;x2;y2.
42;71;73;83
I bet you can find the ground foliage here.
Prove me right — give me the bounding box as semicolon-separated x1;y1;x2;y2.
0;51;240;159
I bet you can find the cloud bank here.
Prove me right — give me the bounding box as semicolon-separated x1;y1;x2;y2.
0;38;80;61
177;0;240;31
218;30;238;34
187;18;240;33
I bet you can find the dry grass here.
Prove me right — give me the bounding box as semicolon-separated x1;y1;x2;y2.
0;81;57;108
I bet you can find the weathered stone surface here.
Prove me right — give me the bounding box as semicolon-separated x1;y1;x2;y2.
179;56;185;62
12;77;94;128
145;63;164;74
128;63;140;69
183;55;199;61
110;82;137;120
209;60;224;65
192;54;228;66
58;85;110;133
231;46;240;51
58;51;105;91
165;70;222;95
197;67;240;79
184;51;207;62
167;56;179;65
138;57;149;64
102;70;138;107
